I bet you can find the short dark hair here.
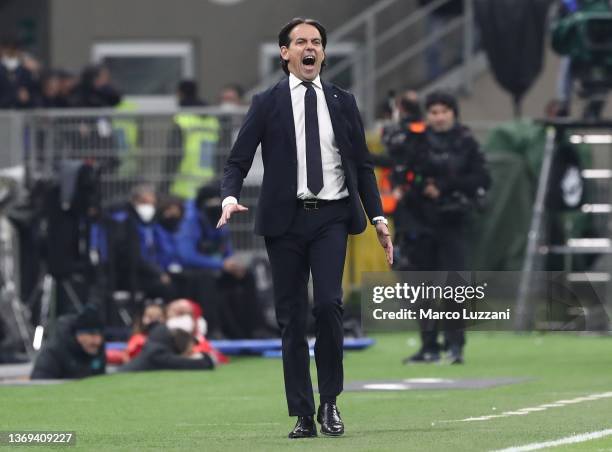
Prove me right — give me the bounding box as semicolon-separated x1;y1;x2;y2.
158;194;185;216
0;34;21;50
178;80;198;101
425;90;459;117
278;17;327;76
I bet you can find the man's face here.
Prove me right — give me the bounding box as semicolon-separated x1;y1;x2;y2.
280;23;325;81
143;305;164;326
44;76;61;97
162;204;182;220
95;67;111;88
220;88;241;105
76;332;103;355
60;76;78;95
426;104;456;132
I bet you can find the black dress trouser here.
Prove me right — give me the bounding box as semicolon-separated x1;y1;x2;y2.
406;223;467;353
264;198;350;416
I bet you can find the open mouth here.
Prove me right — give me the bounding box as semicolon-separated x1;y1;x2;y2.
302;55;316;66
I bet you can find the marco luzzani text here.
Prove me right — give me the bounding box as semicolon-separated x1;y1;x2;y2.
370;283;511;321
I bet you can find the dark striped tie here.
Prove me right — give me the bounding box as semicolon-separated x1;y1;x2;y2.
303;81;323;195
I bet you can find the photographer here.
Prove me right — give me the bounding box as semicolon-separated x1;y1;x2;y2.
31;305;106;380
384;91;490;364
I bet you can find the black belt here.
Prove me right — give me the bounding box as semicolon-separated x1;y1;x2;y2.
297;198;348;210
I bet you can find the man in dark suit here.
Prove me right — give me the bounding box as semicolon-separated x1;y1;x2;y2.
217;17;393;439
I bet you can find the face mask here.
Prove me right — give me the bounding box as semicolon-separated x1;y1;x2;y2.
160;216;182;232
143;320;160;334
166;314;194;334
1;57;19;71
135;204;155;223
197;317;207;337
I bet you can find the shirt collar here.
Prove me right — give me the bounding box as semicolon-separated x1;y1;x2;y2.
289;72;322;91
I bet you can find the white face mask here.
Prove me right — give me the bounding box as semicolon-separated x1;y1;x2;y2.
135;203;155;223
1;57;19;71
167;314;195;334
197;317;207;337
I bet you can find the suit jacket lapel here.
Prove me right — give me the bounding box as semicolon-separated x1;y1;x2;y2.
278;77;297;155
322;81;346;154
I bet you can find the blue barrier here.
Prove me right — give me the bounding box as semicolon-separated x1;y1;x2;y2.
106;337;375;356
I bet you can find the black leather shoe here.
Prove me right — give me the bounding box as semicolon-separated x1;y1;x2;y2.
448;346;464;365
402;350;440;364
317;402;344;436
288;416;317;439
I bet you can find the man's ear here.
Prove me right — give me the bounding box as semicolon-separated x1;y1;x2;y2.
280;46;290;62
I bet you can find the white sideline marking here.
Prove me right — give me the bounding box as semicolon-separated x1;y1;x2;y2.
492;428;612;452
440;391;612;423
364;383;411;390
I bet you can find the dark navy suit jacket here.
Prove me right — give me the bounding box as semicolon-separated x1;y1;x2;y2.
221;77;383;237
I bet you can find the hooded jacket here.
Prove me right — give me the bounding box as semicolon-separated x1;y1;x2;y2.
30;315;106;379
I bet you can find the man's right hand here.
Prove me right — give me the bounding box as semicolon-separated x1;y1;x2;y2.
216;203;248;228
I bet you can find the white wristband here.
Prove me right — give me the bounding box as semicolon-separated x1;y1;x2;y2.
222;196;238;209
372;216;388;226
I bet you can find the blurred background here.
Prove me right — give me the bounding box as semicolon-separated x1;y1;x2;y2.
0;0;611;371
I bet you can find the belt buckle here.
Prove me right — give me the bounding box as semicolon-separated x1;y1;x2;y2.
303;199;318;210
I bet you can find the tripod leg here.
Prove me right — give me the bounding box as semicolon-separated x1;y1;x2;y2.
33;275;55;351
61;280;84;312
6;284;35;357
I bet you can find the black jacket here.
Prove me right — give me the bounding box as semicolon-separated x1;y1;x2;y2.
30;315;106;379
221;77;383;237
386;123;491;229
0;64;39;109
111;204;164;295
119;324;214;372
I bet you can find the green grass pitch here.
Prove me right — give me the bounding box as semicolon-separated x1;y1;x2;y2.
1;332;611;451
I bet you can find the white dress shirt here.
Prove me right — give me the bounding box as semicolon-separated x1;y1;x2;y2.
222;73;348;209
288;73;348;200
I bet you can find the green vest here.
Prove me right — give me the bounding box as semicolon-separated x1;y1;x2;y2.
113;100;140;178
170;113;220;199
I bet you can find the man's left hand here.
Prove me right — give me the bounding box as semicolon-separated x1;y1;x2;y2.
375;223;393;266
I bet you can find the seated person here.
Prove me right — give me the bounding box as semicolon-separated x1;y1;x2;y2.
126;301;166;359
155;185;272;339
31;305;106;379
106;301;166;365
111;184;174;304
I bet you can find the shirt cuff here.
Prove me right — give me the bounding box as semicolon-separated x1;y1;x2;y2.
371;216;387;225
222;196;238;209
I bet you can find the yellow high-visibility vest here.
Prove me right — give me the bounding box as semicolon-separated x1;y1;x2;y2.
113;100;140;178
170;114;220;199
